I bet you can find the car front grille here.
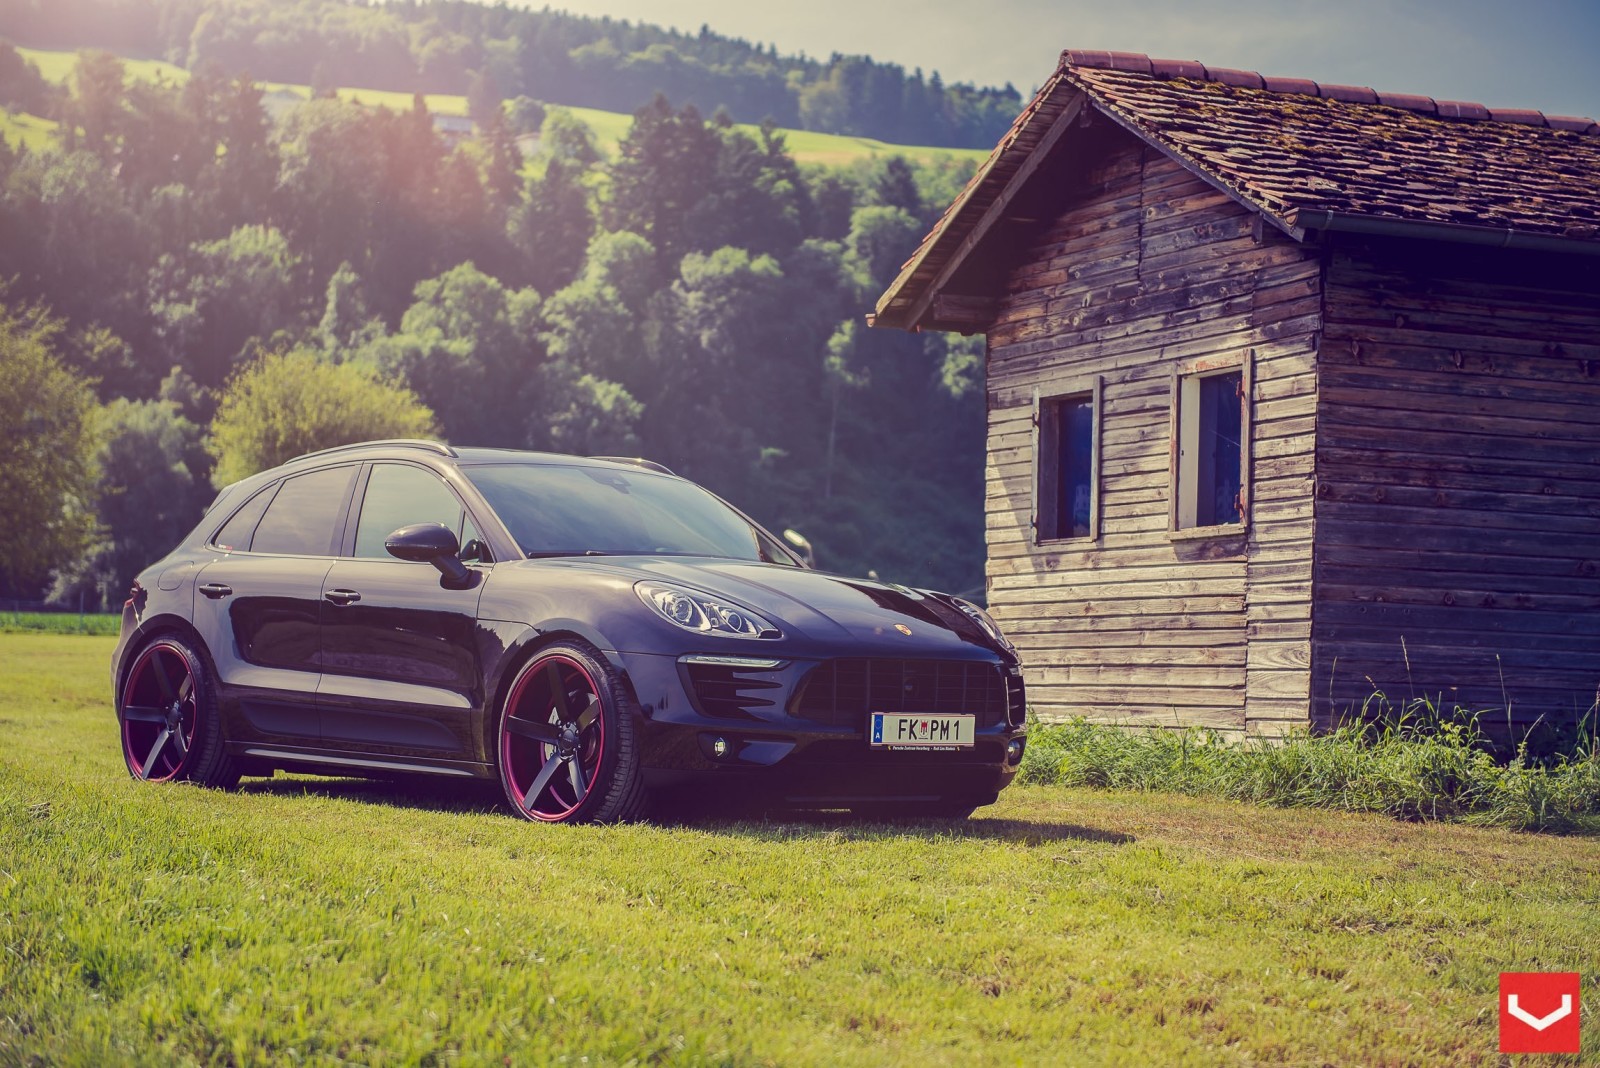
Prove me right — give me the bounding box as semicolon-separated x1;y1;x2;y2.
792;659;1008;728
684;662;783;720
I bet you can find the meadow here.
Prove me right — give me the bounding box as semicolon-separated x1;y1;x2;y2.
10;46;991;168
2;632;1597;1065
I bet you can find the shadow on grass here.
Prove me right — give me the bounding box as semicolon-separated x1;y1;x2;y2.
236;774;1134;845
238;774;502;815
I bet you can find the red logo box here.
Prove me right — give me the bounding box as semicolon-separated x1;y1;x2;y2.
1499;972;1581;1054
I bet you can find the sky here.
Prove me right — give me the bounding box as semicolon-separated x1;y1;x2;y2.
531;0;1600;119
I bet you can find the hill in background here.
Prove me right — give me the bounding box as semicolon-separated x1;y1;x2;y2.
2;0;1022;149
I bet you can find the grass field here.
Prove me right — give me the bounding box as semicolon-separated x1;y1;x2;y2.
11;46;989;167
2;633;1597;1064
0;610;120;636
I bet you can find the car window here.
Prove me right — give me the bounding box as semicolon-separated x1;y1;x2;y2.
211;483;278;552
249;466;356;556
353;463;468;559
464;463;798;565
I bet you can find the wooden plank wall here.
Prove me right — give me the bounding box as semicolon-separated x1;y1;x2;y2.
983;129;1321;732
1312;240;1600;732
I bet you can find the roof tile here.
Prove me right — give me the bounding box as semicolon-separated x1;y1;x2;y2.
1488;108;1548;126
1318;83;1379;104
1208;67;1265;89
1376;92;1437;113
1062;55;1600;242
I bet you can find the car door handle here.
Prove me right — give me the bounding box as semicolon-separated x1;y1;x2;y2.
199;583;232;599
324;589;362;606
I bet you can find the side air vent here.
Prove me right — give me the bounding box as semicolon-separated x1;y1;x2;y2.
684;662;783;720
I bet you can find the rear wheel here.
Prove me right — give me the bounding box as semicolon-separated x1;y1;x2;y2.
496;642;646;824
118;636;238;788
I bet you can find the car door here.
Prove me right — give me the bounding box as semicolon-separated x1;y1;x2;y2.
193;464;358;748
316;461;489;761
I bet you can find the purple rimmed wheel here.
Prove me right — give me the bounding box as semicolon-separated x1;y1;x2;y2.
497;642;646;824
118;635;238;788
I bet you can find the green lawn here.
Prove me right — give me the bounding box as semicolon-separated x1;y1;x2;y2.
0;610;120;636
11;46;989;168
1;633;1596;1065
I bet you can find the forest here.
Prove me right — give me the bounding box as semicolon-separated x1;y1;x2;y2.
0;35;992;610
2;0;1024;148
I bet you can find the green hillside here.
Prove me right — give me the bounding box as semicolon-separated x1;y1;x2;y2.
10;46;990;168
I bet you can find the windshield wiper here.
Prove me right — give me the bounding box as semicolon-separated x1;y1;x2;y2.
523;549;612;558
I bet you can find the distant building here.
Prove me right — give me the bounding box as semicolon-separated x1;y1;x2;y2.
872;50;1600;736
432;113;474;145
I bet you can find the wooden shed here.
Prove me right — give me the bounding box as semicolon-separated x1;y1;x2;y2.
871;50;1600;736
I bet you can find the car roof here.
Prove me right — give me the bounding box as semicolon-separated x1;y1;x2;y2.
271;440;674;477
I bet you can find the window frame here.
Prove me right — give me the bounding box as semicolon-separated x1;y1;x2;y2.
1168;351;1253;540
212;464;359;558
342;460;493;564
1030;376;1103;546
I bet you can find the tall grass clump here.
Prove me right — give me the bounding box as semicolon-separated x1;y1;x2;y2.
1019;700;1600;834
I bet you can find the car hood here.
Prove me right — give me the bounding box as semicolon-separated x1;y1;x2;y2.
512;556;1005;657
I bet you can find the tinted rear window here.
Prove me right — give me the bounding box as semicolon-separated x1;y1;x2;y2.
211;484;277;552
249;466;356;556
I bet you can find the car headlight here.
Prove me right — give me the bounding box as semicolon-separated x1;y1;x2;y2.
636;581;781;639
952;597;1015;653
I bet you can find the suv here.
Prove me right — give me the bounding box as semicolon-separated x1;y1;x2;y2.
112;440;1026;822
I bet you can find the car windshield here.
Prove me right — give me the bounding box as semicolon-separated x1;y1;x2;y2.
464;463;799;565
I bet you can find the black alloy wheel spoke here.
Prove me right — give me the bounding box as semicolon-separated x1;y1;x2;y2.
505;716;561;745
177;674;193;703
171;728;188;756
546;664;573;721
151;655;176;702
140;729;171;780
576;697;600;731
521;754;565;813
568;752;587;801
124;705;168;724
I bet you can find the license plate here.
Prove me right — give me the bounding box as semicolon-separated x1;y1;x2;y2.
870;713;976;750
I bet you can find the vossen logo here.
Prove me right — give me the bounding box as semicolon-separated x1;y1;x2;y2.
1499;972;1581;1054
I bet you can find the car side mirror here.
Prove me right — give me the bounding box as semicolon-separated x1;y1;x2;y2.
385;523;473;588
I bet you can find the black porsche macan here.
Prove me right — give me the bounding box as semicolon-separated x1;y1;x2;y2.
111;440;1027;822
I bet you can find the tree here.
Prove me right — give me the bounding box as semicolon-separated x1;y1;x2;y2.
507;154;593;294
49;397;209;610
0;303;99;598
149;224;309;388
363;263;542;445
207;349;436;486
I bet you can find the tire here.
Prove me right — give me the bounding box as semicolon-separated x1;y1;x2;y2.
496;641;647;824
118;635;239;789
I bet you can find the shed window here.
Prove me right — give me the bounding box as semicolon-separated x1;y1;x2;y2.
1035;380;1100;542
1173;367;1247;531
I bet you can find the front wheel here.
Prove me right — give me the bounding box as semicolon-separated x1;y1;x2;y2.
496;642;647;824
118;635;238;788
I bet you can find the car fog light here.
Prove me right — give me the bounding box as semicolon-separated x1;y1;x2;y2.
1006;738;1025;765
711;737;729;759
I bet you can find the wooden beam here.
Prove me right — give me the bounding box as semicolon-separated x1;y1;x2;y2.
931;293;999;326
899;92;1089;332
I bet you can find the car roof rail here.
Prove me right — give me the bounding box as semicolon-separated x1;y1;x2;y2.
291;439;459;463
589;455;676;476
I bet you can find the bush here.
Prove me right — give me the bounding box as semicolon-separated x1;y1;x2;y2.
206;348;436;485
1019;703;1600;835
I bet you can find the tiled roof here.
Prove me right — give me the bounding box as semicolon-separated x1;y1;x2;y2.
1068;50;1600;242
872;50;1600;331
